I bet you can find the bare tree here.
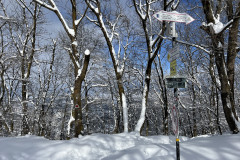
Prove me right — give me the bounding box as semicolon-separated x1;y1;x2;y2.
153;52;169;135
131;0;179;134
0;22;12;135
1;0;42;135
33;0;90;137
200;0;239;134
85;0;131;133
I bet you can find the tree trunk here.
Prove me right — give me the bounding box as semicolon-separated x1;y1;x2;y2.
116;73;128;133
21;69;29;135
214;38;239;134
21;2;38;136
201;0;239;134
34;0;90;138
85;0;129;133
135;59;153;133
73;78;84;137
226;8;240;122
72;51;90;137
155;57;169;135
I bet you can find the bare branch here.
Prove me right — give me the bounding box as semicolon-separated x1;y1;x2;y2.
33;0;56;11
175;39;210;54
75;6;88;27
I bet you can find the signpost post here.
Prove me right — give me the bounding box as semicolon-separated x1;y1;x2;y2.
171;104;180;159
170;60;177;76
153;10;194;160
171;105;179;136
172;31;180;160
168;46;180;62
174;87;180;160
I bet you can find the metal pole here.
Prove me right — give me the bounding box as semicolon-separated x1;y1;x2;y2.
176;138;180;160
174;88;180;160
172;22;180;160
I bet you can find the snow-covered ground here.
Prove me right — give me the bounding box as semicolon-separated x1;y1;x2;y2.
0;133;239;160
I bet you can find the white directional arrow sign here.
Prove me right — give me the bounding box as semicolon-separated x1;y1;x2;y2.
153;10;195;24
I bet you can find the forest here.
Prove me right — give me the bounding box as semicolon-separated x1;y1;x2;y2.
0;0;239;140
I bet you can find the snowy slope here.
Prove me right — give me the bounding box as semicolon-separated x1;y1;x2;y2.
0;133;239;160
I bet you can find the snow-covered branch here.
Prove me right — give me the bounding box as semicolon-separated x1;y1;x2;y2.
0;15;14;21
34;0;75;37
153;87;164;104
76;49;90;81
202;19;234;35
33;0;56;11
151;29;163;47
132;0;146;20
107;14;122;42
86;15;100;27
75;6;88;26
64;46;80;69
176;39;210;54
85;0;99;14
171;0;180;10
237;47;240;53
85;0;119;69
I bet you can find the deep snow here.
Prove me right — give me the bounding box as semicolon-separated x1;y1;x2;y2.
0;133;239;160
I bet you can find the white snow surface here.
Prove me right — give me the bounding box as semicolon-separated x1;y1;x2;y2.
85;49;90;56
202;18;233;35
212;21;223;34
72;41;78;47
0;133;240;160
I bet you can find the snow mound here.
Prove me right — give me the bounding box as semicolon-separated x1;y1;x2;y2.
0;133;239;160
